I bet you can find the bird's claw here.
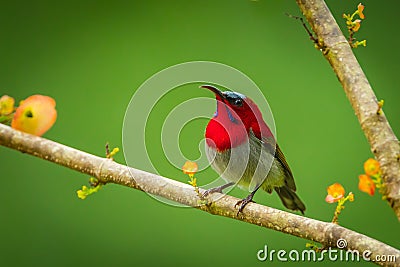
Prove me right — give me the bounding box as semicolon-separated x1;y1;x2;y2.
202;187;223;198
235;194;255;215
202;183;234;198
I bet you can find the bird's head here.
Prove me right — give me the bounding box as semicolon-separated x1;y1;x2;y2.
201;85;273;150
201;84;270;129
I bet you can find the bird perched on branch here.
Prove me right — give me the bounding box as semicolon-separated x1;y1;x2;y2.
201;85;305;214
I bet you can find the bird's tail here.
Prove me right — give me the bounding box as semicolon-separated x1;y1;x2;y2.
275;186;306;214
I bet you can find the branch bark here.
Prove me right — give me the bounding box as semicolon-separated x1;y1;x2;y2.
0;124;399;266
295;0;400;220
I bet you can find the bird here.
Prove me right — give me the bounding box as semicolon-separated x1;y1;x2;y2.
201;84;305;214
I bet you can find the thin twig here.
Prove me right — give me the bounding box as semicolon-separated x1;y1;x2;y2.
286;13;319;48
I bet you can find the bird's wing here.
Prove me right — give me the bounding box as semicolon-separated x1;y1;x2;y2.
261;135;297;191
274;144;296;191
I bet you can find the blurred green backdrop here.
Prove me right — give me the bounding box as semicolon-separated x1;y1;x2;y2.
1;0;399;266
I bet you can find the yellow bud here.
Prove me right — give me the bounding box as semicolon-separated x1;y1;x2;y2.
0;95;15;115
348;192;355;202
77;190;87;200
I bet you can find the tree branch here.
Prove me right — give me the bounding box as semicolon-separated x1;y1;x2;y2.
295;0;400;220
0;124;398;266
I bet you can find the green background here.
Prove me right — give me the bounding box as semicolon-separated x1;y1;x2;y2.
1;0;399;266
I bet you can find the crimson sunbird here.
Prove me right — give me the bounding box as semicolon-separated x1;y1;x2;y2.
202;85;305;214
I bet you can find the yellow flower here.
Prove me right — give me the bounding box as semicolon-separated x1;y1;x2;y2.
358;174;375;196
364;158;380;176
182;161;198;177
11;95;57;136
325;183;345;203
358;3;365;19
352;19;361;32
0;95;15;115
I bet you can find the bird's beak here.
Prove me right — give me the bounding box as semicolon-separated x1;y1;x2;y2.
200;85;225;99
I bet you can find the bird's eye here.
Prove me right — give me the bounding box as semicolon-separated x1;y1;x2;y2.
233;98;243;106
224;91;244;107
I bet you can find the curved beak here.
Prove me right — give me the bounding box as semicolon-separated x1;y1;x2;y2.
200;85;225;99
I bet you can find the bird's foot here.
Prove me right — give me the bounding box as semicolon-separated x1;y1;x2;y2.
235;193;256;215
202;187;223;198
202;182;234;197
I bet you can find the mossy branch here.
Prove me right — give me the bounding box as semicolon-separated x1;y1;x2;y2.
0;124;398;266
296;0;400;220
